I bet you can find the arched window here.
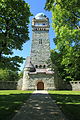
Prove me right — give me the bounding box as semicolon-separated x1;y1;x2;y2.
39;39;42;44
35;65;38;68
43;65;46;68
39;65;42;68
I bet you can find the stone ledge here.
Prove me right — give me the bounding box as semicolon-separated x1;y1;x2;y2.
29;71;54;75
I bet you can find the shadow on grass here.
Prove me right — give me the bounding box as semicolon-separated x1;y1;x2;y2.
50;94;80;120
11;93;66;120
0;93;31;120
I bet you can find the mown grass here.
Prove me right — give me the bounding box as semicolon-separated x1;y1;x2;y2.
0;90;33;120
49;91;80;120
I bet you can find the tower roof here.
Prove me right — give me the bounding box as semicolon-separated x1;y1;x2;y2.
24;57;32;68
35;13;47;20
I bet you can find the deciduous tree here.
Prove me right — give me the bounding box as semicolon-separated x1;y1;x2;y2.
0;69;19;81
0;0;32;70
45;0;80;81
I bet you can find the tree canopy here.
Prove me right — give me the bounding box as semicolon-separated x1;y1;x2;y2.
45;0;80;81
0;68;19;81
0;0;32;71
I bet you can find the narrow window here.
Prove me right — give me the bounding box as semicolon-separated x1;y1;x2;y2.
43;65;46;68
39;39;42;44
35;65;38;68
39;65;42;68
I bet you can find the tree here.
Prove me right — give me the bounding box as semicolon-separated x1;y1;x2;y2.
45;0;80;81
18;70;23;79
0;69;19;81
0;0;32;70
50;50;71;81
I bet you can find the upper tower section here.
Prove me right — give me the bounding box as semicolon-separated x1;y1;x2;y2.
30;13;50;67
32;13;50;31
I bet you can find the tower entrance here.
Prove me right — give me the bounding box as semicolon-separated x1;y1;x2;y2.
37;82;44;90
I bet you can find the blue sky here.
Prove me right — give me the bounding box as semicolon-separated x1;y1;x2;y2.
13;0;55;71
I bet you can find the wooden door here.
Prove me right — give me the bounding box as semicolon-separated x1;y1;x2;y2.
37;82;44;90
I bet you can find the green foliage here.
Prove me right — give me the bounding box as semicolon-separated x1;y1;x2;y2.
0;56;24;71
0;69;9;81
0;69;19;81
18;70;23;79
50;50;67;80
45;0;80;81
0;0;32;70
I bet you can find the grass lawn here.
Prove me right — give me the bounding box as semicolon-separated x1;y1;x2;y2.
0;90;33;120
49;91;80;120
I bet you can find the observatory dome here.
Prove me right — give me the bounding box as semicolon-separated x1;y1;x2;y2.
35;13;47;19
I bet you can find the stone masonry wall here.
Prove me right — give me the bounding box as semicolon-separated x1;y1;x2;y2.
23;73;61;90
0;81;17;90
30;30;50;66
69;81;80;91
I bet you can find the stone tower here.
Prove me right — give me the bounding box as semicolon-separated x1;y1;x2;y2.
22;13;61;90
31;13;50;67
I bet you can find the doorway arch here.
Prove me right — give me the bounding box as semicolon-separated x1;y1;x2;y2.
37;82;44;90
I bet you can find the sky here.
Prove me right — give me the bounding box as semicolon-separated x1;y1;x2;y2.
13;0;55;71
